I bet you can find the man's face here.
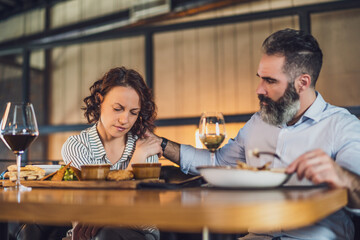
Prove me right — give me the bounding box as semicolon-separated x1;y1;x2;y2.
256;54;300;126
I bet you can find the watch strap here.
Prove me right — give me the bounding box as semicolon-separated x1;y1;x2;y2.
161;137;168;152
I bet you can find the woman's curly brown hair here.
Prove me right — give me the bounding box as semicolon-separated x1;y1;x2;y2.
82;67;157;138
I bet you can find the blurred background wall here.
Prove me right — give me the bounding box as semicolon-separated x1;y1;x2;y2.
0;0;359;162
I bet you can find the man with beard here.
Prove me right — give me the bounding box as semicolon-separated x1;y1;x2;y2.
152;28;360;239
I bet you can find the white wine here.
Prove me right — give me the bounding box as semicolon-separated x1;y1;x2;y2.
200;134;225;152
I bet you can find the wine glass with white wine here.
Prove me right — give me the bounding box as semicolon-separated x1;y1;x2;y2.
0;102;39;191
199;112;226;166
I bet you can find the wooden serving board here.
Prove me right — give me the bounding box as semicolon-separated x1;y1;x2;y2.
1;179;164;189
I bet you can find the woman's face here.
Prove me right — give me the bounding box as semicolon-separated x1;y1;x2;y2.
99;86;140;139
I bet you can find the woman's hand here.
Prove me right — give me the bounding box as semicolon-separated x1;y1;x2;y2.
129;131;162;167
72;223;102;240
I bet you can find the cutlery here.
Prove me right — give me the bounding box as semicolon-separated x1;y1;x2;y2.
248;149;288;167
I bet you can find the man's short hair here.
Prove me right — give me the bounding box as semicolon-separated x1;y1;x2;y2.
262;28;323;87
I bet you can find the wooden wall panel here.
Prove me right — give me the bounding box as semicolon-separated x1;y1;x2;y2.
154;32;176;118
51;0;131;29
129;36;145;75
1;15;24;41
81;0;100;20
81;42;99;108
155;125;197;147
217;24;237;114
234;22;254;114
181;29;200;117
48;131;80;161
64;45;82;124
51;2;66;29
24;9;44;35
98;40;115;74
312;8;360;106
154;15;297;119
51;47;66;125
198;27;218;113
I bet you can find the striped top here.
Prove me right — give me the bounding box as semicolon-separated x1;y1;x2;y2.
61;124;160;240
61;124;158;170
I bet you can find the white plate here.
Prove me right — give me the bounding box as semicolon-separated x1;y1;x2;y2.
197;166;290;188
33;165;61;175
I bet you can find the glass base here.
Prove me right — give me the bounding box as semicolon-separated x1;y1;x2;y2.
4;183;32;192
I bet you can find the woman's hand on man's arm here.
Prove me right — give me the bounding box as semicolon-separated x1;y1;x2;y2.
143;132;181;166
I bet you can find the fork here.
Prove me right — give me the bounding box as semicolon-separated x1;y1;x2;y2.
248;149;288;166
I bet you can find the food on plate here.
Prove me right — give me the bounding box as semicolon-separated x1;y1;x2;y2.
51;162;70;181
63;167;81;181
107;170;134;181
4;165;45;181
41;163;81;181
247;148;260;158
236;161;271;171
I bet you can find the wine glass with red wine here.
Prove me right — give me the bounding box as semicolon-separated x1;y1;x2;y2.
0;102;39;191
199;112;226;166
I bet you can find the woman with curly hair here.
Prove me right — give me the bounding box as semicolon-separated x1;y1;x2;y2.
61;67;161;240
62;66;161;170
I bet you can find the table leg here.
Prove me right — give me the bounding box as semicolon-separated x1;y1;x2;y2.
0;222;9;240
202;227;210;240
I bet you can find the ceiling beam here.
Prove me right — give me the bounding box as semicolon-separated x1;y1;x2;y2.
0;0;67;21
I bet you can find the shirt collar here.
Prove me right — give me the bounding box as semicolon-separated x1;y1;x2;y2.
88;123;139;164
300;91;327;123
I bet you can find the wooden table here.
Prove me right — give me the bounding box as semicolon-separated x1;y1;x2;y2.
0;186;347;235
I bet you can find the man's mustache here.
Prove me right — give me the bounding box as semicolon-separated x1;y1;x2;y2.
258;94;274;104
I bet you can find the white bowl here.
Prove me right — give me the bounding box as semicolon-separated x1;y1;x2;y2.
197;166;290;188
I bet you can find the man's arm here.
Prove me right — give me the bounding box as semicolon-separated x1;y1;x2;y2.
341;167;360;209
286;149;360;209
163;140;181;165
145;131;181;165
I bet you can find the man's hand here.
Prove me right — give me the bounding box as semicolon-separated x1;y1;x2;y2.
286;148;360;208
286;149;345;188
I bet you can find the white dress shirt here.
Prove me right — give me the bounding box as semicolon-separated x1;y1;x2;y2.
180;92;360;240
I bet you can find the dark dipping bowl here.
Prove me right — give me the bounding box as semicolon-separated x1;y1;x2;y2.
81;164;111;180
131;163;162;179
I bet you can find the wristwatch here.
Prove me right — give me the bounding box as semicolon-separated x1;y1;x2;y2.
161;137;168;152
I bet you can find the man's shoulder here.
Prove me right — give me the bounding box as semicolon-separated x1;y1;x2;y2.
319;104;360;132
324;104;358;121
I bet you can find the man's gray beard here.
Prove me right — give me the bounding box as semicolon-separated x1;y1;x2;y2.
260;100;300;126
259;83;300;126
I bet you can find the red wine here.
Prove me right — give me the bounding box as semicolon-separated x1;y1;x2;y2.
200;134;225;152
2;133;38;154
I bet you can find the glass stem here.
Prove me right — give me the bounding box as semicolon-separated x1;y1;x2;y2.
210;152;216;166
16;153;22;187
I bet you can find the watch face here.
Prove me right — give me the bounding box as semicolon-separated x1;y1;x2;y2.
161;138;168;151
